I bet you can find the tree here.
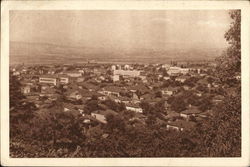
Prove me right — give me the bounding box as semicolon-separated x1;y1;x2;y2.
140;101;154;115
187;94;201;106
85;99;100;114
155;91;162;98
10;73;36;137
102;99;125;112
193;95;241;156
190;10;241;157
105;114;126;132
170;97;187;113
198;96;212;112
216;10;241;82
154;100;166;114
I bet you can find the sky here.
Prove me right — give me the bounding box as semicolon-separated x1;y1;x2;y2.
10;10;232;51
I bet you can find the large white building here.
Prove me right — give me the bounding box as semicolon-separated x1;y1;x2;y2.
167;66;189;76
39;75;69;85
162;64;171;69
39;76;57;86
113;70;140;77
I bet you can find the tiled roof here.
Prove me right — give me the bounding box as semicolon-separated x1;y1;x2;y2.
39;75;58;79
168;120;196;129
176;75;189;80
181;106;202;114
166;111;180;119
103;86;123;93
94;109;118;116
126;103;141;108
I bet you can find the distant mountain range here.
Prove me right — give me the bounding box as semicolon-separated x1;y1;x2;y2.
10;41;226;65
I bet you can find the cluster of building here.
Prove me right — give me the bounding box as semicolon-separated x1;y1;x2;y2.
11;61;238;133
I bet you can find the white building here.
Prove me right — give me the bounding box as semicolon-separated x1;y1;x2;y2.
162;64;171;69
111;65;116;71
113;70;140;77
126;103;143;113
167;66;189;76
13;71;20;76
65;71;82;77
180;68;189;75
175;76;189;83
59;76;69;84
126;106;143;113
124;64;130;70
166;124;184;132
39;76;57;86
21;86;31;94
113;75;120;82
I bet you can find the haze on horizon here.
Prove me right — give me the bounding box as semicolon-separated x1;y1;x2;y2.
10;10;232;53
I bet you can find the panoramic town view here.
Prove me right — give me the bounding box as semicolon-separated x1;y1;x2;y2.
9;10;241;157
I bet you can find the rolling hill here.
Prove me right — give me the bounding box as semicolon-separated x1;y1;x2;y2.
10;41;225;65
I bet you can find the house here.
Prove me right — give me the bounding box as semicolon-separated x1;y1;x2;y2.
198;110;213;118
166;124;183;132
124;64;130;70
98;94;107;101
165;110;180;120
58;75;69;84
118;96;131;104
13;71;20;76
162;64;171;69
82;115;97;124
91;113;107;124
78;69;85;74
167;120;196;131
76;77;85;83
65;71;82;77
183;85;190;90
111;65;116;71
235;74;241;80
21;85;31;94
113;75;120;82
62;103;81;113
175;75;189;83
180;68;189;75
161;87;178;96
212;95;224;103
180;106;202;118
126;103;143;113
98;86;123;97
67;90;82;100
91;110;118;124
40;84;56;96
163;76;170;80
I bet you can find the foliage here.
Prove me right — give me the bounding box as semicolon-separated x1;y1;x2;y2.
101;99;126;112
216;10;241;82
10;73;37;137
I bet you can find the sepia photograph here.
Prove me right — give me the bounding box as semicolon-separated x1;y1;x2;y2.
1;0;250;166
